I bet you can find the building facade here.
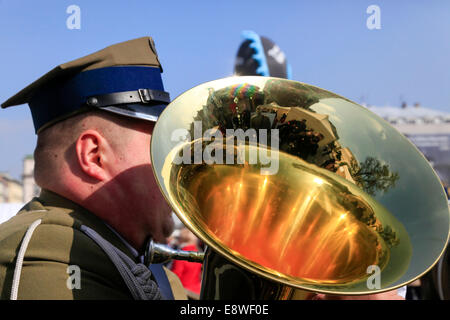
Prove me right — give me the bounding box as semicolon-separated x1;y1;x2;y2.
22;155;40;203
0;173;23;203
0;155;40;204
367;105;450;192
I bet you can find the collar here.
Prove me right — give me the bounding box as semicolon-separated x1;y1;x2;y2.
37;189;139;262
104;223;145;263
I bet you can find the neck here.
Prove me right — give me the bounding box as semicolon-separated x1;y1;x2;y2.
82;190;147;251
46;179;147;251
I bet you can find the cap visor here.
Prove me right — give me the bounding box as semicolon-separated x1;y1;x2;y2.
100;103;167;122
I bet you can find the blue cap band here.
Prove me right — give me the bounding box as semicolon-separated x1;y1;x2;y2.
29;66;167;132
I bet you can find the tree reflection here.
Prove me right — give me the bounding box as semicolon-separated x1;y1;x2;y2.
349;157;400;196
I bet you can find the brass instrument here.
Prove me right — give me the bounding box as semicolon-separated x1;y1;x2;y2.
149;76;450;299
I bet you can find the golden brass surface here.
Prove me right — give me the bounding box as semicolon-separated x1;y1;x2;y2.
151;76;450;295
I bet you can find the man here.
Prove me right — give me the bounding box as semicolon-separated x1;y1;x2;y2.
0;37;186;299
0;36;406;301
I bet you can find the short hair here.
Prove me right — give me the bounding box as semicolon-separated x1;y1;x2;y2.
33;110;143;186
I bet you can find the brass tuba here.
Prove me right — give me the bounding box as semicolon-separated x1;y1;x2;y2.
149;76;450;299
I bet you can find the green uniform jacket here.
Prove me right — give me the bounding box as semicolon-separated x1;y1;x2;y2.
0;189;186;300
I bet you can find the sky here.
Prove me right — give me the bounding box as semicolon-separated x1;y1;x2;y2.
0;0;449;180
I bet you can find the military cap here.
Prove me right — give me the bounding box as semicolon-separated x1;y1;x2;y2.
1;36;170;133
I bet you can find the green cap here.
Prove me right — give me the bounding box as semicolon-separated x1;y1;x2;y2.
1;36;170;133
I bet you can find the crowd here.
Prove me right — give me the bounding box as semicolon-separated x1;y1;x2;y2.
166;228;204;299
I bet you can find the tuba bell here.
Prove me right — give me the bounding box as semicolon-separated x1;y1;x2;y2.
149;76;450;299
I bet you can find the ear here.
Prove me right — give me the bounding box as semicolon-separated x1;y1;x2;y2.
75;130;109;181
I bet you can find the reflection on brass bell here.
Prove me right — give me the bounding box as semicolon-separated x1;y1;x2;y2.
150;76;449;298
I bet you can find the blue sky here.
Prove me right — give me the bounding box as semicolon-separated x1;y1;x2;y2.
0;0;449;180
